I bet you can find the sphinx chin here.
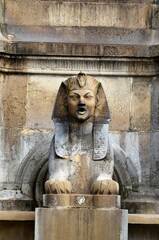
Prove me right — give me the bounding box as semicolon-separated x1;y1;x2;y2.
76;112;89;121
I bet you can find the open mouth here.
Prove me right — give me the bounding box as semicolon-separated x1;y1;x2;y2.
77;105;86;115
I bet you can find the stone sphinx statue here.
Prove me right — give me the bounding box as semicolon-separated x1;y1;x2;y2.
45;73;119;195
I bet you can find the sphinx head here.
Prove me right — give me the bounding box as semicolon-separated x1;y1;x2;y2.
53;72;110;124
66;73;100;122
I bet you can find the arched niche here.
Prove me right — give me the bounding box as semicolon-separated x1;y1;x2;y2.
15;137;51;208
112;142;139;199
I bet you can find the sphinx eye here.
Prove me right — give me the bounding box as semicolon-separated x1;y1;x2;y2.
84;94;94;99
69;94;79;100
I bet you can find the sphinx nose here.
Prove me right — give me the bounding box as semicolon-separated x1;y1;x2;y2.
79;96;85;104
78;97;86;111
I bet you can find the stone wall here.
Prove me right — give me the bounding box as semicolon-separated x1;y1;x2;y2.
0;0;159;214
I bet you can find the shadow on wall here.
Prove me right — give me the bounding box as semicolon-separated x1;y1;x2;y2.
112;142;139;200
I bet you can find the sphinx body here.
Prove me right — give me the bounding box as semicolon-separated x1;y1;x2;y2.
45;73;119;194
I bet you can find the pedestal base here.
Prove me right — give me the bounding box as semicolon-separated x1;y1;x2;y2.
43;194;121;208
35;194;128;240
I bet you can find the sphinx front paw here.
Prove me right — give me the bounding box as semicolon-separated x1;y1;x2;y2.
91;179;119;195
45;179;72;194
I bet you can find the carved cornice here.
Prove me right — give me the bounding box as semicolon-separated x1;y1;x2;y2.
0;54;159;76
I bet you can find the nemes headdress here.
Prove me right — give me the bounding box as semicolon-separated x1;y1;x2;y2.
64;73;99;94
52;73;111;160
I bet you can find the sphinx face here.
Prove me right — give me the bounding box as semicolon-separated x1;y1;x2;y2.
67;89;96;122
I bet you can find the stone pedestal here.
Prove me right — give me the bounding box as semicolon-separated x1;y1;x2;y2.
35;194;128;240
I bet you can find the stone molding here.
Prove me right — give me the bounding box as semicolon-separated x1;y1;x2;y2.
0;211;159;225
0;55;159;76
1;42;159;57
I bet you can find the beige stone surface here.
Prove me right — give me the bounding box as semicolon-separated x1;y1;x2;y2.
0;0;4;24
3;74;27;128
131;78;151;131
0;211;35;221
35;207;128;240
0;75;4;126
5;1;152;29
48;2;80;27
26;75;64;129
129;214;159;225
101;77;132;131
80;3;150;28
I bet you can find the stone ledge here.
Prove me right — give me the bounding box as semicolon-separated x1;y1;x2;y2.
0;211;35;221
0;41;159;58
128;214;159;224
0;211;159;224
4;26;157;45
43;194;121;208
0;55;159;76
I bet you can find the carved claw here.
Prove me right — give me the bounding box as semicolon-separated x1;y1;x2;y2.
91;180;119;195
45;179;72;194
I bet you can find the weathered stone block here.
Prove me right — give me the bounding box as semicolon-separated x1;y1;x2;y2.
0;75;4;126
48;2;80;27
3;75;27;128
35;207;128;240
5;1;48;26
5;1;151;29
149;131;159;188
26;75;64;129
101;77;132;131
43;194;121;209
151;5;159;29
80;3;150;28
110;131;152;186
151;76;159;130
131;78;151;131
